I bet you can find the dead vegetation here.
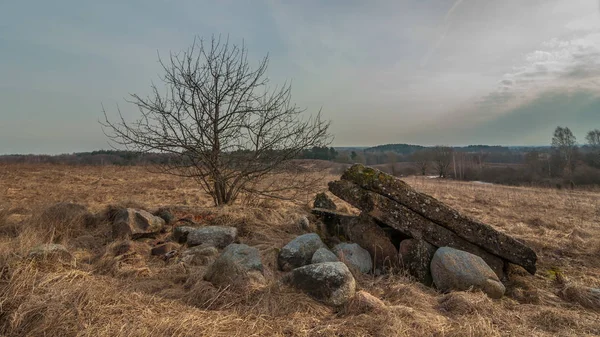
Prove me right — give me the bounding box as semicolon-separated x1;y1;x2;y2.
0;163;599;336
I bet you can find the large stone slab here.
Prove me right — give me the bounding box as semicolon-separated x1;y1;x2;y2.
329;180;505;278
334;164;537;275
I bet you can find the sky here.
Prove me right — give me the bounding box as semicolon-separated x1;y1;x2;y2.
1;0;600;154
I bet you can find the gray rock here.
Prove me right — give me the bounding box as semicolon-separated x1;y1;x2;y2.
399;239;437;286
112;208;165;239
187;226;237;248
312;248;339;264
314;192;337;210
28;244;73;264
181;245;219;266
173;226;195;244
284;262;356;306
204;244;264;288
339;214;398;270
431;247;506;299
153;207;174;224
278;233;327;271
333;242;373;274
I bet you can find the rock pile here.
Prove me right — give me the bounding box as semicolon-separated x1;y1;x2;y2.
313;164;538;299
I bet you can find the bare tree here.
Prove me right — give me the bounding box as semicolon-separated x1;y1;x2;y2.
101;36;331;206
410;150;431;176
551;126;577;176
586;129;600;147
586;129;600;168
473;151;488;171
432;146;453;178
386;151;398;176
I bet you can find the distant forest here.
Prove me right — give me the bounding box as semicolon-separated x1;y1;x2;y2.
2;127;599;188
0;145;542;166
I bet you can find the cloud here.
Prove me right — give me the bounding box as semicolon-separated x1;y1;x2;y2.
469;89;600;145
476;10;600;112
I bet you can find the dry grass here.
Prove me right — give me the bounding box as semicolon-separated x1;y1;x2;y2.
0;163;599;336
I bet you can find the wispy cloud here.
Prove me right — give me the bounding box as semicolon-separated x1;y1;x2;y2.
420;0;466;67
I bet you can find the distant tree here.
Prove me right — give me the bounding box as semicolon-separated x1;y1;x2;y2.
386;151;398;176
432;146;453;178
410;150;432;175
586;129;600;147
585;129;600;168
350;151;358;162
551;126;577;176
473;151;488;171
101;35;331;206
329;147;338;160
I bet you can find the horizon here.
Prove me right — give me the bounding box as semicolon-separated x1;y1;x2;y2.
0;143;558;157
2;1;600;154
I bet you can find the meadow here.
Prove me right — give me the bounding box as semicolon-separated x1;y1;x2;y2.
0;162;599;336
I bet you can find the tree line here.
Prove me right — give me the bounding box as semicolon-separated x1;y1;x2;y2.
331;127;600;187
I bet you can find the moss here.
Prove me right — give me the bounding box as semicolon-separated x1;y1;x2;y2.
342;164;399;188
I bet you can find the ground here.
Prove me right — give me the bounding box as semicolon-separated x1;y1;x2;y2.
0;163;599;336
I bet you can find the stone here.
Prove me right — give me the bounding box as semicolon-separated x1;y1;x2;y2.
153;207;175;224
151;242;180;256
172;226;195;244
399;239;437;286
312;209;398;269
336;164;537;275
187;226;237;248
28;244;73;264
329;179;505;279
278;233;327;271
284;262;356;306
342;214;398;270
333;242;373;273
181;245;219;266
311;248;339;264
431;247;506;299
112;208;165;239
314;192;337;210
204;244;264;288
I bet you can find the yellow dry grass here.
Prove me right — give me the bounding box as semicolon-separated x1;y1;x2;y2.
0;163;599;336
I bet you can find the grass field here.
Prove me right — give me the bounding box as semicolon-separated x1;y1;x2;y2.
1;163;599;336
